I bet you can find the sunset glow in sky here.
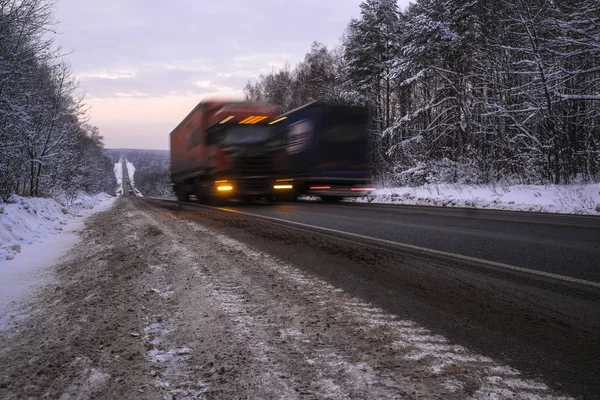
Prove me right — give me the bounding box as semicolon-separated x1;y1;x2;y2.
55;0;411;149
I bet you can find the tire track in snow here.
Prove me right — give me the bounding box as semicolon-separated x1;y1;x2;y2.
177;243;301;399
123;210;208;398
142;210;301;399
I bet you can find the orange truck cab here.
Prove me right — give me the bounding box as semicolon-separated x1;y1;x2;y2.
169;99;292;203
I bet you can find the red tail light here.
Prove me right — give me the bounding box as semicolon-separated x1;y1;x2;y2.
310;186;331;190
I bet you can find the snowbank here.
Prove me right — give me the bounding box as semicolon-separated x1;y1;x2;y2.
126;161;135;183
352;183;600;215
0;193;115;261
114;161;123;185
114;161;123;197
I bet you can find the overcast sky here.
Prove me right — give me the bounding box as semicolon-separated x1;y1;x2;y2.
54;0;411;150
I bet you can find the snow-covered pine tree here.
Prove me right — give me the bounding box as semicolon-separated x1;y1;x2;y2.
343;0;402;182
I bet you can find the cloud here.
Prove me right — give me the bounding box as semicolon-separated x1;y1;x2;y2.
217;70;257;79
147;60;214;72
194;80;212;88
115;91;152;98
78;68;137;80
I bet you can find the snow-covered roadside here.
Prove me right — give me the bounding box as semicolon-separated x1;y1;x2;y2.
0;193;115;321
114;161;124;197
126;161;135;183
0;193;115;261
350;183;600;215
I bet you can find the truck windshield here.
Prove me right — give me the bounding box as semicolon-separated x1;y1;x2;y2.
321;123;366;143
223;126;274;145
322;111;368;142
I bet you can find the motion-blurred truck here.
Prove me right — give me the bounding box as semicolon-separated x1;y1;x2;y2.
273;102;374;202
170;99;292;203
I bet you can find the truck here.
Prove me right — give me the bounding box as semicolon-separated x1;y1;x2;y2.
272;101;374;202
169;99;292;203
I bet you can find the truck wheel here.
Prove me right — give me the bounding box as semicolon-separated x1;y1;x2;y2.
205;186;227;206
207;193;226;206
194;180;208;204
240;195;254;204
321;196;342;203
276;192;297;202
176;185;189;202
179;192;190;202
177;192;189;202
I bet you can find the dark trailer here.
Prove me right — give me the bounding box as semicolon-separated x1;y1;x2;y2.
275;102;374;202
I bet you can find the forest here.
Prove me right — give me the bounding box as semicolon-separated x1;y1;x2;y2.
244;0;600;186
0;0;115;201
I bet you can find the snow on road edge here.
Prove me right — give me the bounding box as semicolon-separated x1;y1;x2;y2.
0;192;116;329
0;193;116;261
126;161;135;184
114;161;123;186
349;183;600;215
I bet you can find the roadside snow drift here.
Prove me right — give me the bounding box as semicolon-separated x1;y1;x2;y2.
353;183;600;215
126;161;135;183
114;162;123;197
0;193;115;261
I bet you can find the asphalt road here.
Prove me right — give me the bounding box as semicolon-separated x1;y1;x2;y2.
215;200;600;283
122;160;128;195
